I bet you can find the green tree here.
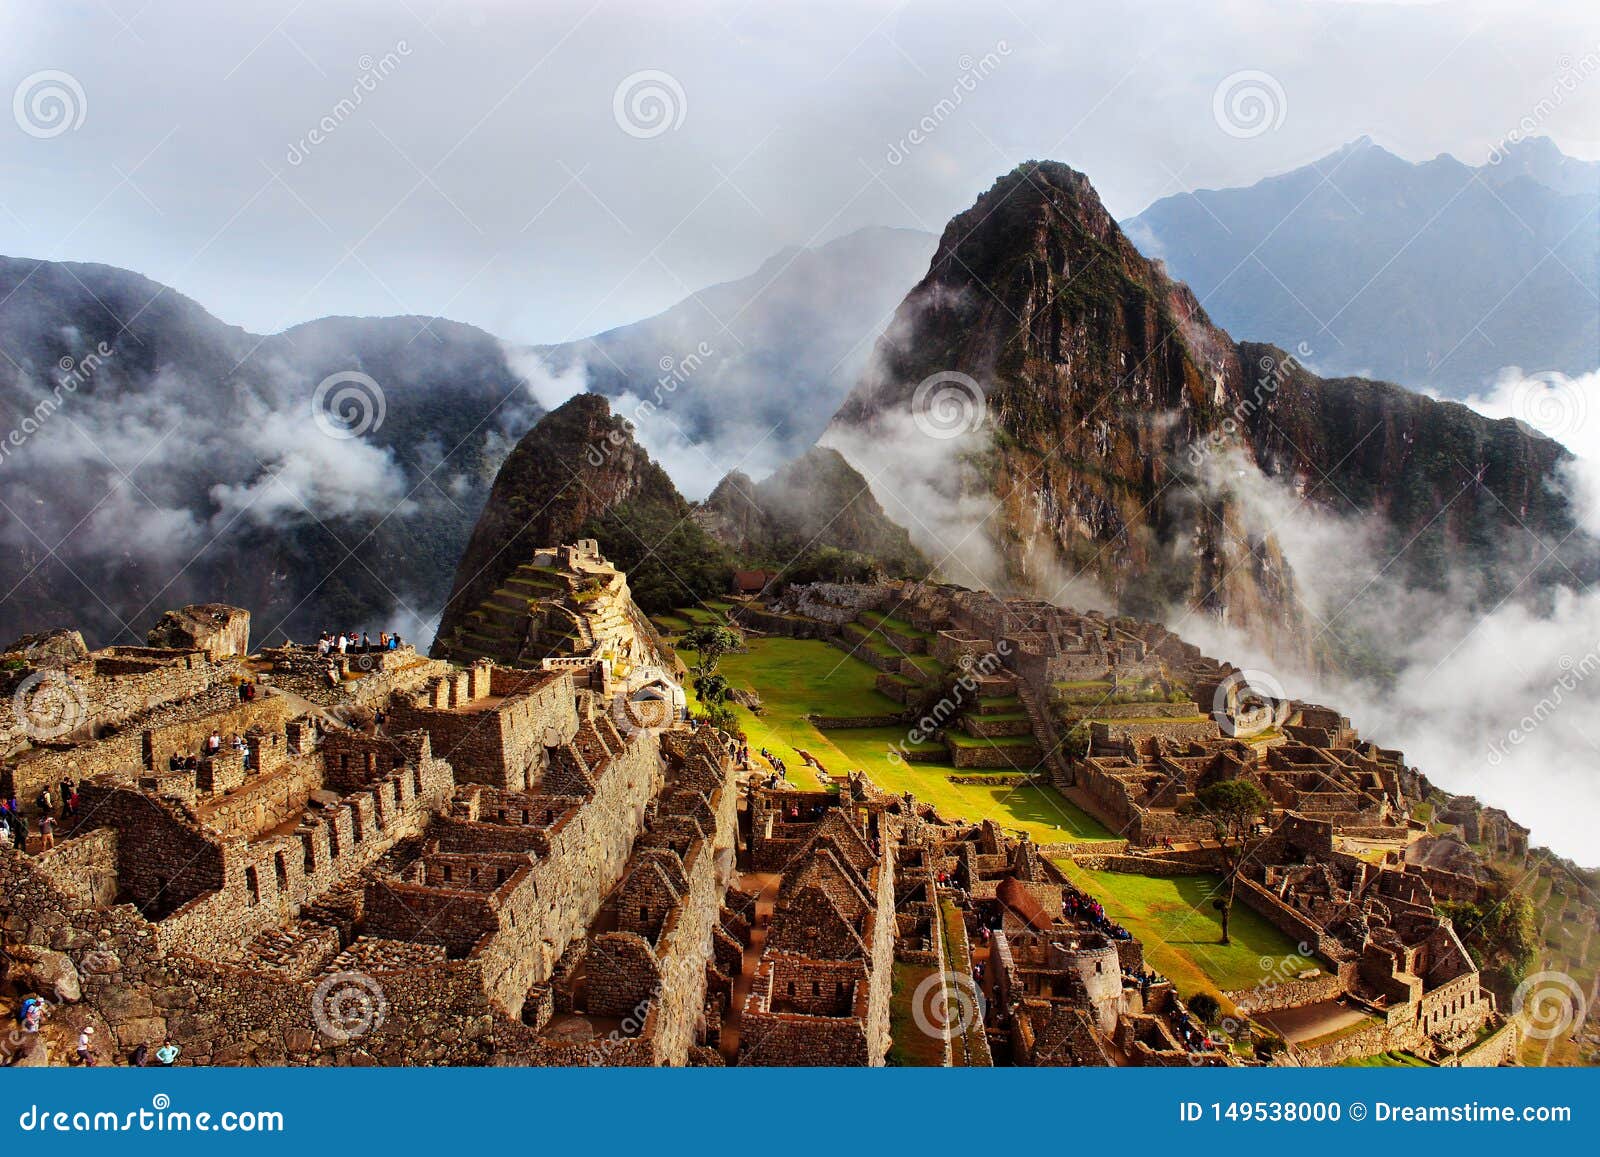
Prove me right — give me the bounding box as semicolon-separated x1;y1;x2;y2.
1196;779;1270;843
1194;778;1270;945
694;672;731;705
679;624;743;681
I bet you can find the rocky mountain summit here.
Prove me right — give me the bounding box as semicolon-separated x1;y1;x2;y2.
825;160;1585;665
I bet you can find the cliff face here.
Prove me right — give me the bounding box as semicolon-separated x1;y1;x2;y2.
826;161;1582;660
700;447;926;575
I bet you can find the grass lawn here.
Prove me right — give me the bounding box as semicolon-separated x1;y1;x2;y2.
683;635;1116;842
651;614;691;635
1055;863;1320;1001
1341;1051;1431;1068
887;964;946;1066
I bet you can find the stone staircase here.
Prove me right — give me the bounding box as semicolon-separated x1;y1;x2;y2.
1015;680;1073;789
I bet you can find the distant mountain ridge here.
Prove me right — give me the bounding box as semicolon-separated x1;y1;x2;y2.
531;226;936;493
1123;136;1599;394
0;255;537;647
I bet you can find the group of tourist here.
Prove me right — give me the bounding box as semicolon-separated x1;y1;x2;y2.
757;747;790;780
314;630;404;656
0;781;81;853
12;999;181;1067
165;730;255;773
1059;887;1133;941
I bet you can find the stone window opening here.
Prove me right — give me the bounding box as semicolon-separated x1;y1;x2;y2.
244;865;260;907
274;852;288;892
302;836;316;875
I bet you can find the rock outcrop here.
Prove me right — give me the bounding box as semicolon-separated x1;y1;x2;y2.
825;160;1586;663
700;447;926;576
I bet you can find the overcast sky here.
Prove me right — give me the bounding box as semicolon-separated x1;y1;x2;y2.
4;0;1597;344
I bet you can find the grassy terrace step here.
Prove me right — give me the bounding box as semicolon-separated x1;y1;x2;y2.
977;696;1022;712
856;609;935;640
943;732;1041;749
673;635;1112;844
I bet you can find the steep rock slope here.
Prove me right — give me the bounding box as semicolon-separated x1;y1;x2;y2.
431;394;732;657
826;161;1583;661
699;447;926;575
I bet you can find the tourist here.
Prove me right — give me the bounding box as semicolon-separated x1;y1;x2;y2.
154;1041;180;1066
66;789;79;818
337;633;348;655
387;634;400;651
76;1025;97;1066
207;732;221;754
18;997;44;1034
0;817;12;848
317;634;331;656
38;813;55;851
361;630;372;652
130;1043;149;1067
37;787;52;815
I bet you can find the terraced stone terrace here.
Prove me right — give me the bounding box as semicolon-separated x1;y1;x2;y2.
672;630;1114;844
